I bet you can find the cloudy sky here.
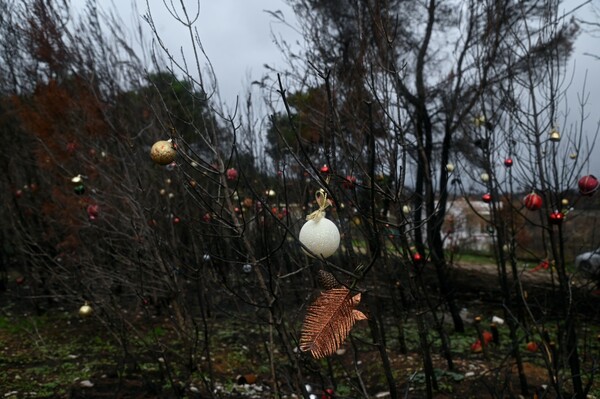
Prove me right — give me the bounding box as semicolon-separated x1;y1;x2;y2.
103;0;302;106
73;0;599;171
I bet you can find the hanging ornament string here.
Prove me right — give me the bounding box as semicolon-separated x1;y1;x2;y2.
306;188;331;222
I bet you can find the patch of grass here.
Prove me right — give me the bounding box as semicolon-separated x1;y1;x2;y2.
0;310;120;397
410;368;464;393
335;384;353;397
0;316;22;335
0;312;53;337
453;252;495;265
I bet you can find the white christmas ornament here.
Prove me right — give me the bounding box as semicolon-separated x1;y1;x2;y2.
299;189;340;259
299;218;340;258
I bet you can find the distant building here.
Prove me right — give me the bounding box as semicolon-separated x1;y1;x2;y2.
443;197;501;253
442;195;600;260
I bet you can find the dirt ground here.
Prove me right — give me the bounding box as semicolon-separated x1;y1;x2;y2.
2;262;599;398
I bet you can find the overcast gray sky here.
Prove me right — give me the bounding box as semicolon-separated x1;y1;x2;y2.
109;0;301;105
73;0;599;171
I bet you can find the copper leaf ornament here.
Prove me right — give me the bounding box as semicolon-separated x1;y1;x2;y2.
300;287;367;359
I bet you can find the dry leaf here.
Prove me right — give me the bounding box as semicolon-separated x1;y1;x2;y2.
299;287;367;359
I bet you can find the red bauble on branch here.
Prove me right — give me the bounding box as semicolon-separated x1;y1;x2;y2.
226;168;238;181
526;341;538;352
524;192;543;211
412;252;424;265
578;175;599;196
320;164;330;174
549;210;564;225
482;193;492;203
87;204;99;221
342;175;357;189
504;158;513;167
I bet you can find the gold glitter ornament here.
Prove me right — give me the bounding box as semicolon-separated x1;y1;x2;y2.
78;302;93;317
150;140;176;165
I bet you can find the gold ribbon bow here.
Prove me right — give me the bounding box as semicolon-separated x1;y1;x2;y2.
306;189;331;222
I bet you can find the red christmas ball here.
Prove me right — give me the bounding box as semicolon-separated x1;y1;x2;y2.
87;204;99;220
320;164;330;174
66;142;77;154
226;168;238;181
321;389;334;399
343;175;357;189
412;253;424;264
173;216;181;224
471;340;483;353
578;175;599;196
482;193;492;203
524;192;543;211
504;158;513;167
526;341;538;352
549;210;564;225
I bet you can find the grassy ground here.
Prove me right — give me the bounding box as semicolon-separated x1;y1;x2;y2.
2;258;600;398
0;308;116;398
2;300;599;398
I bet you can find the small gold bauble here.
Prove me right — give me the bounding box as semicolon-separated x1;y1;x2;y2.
480;172;490;182
150;140;176;165
402;205;411;215
446;163;455;172
474;115;486;127
78;303;93;317
71;174;83;184
561;198;569;206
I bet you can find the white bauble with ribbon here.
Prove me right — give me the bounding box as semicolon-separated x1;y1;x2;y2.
299;189;340;258
299;218;340;258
